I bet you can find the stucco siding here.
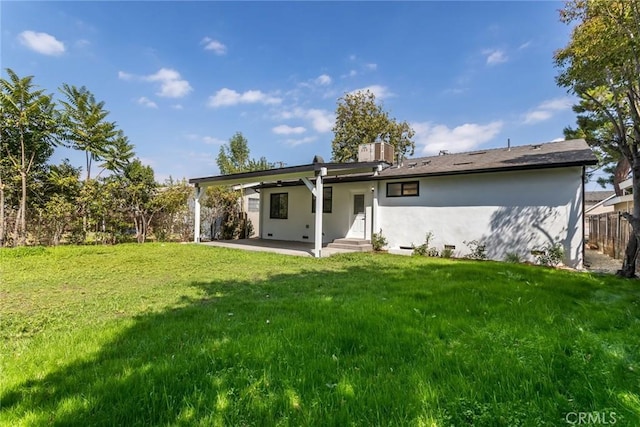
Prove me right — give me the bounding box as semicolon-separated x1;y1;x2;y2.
377;167;584;267
260;182;373;243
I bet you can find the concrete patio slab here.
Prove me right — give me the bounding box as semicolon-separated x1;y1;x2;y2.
200;238;358;257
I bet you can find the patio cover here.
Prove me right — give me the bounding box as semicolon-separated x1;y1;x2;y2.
189;161;385;257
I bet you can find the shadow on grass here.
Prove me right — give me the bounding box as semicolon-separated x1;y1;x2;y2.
2;258;639;426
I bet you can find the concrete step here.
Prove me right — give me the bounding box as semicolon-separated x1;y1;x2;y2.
330;238;371;246
326;243;373;252
327;239;372;252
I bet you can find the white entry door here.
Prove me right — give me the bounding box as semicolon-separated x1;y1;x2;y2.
347;193;366;239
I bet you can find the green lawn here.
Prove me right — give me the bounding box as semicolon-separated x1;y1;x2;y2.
1;244;639;426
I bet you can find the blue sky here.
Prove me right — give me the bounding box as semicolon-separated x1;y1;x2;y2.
3;1;601;186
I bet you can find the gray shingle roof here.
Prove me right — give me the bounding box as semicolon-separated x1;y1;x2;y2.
585;190;615;203
377;139;597;179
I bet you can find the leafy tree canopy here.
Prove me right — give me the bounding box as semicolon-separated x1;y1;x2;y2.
331;90;415;162
555;0;640;276
217;132;273;174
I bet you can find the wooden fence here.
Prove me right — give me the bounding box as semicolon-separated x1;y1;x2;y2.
587;212;631;259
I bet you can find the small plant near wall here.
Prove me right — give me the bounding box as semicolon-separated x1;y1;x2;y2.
441;245;455;258
371;229;388;252
412;231;439;257
464;240;487;260
504;252;522;263
533;242;565;267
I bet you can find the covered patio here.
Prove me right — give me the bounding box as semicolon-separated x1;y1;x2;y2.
189;158;385;257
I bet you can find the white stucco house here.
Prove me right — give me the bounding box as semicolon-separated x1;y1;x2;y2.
189;139;597;267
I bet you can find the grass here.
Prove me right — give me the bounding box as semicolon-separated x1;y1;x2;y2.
1;243;639;426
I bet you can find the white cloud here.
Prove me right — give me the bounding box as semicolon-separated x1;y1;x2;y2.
315;74;332;86
201;37;227;55
365;63;377;71
518;41;532;50
272;125;306;135
172;104;184;110
18;31;65;56
341;69;358;78
145;68;193;98
523;110;552;124
208;88;282;107
284;136;317;147
202;136;226;145
119;68;192;98
304;109;334;133
118;71;134;81
523;97;573;124
538;97;573;111
349;85;393;99
551;137;565;142
277;108;334;133
137;97;158;108
484;49;508;65
413;121;504;155
187;133;226;145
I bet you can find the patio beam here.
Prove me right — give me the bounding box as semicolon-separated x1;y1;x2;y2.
301;177;317;196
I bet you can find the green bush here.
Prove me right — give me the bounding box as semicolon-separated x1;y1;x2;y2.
441;247;455;258
464;240;487;260
371;229;388;251
504;252;522;263
412;232;439;257
534;242;565;267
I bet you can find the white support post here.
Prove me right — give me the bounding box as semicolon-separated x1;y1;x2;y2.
372;181;379;238
193;186;203;243
314;167;327;258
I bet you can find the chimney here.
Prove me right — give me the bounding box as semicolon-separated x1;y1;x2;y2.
358;142;395;164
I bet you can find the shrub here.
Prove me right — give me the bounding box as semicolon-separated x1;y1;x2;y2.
441;247;455;258
371;229;388;251
464;240;487;260
534;242;564;267
504;252;522;263
413;232;439;257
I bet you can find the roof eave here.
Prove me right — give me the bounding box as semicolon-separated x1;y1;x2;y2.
189;161;386;187
375;160;596;181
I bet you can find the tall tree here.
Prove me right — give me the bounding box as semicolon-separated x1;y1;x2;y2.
331;90;415;162
58;84;118;181
152;178;192;241
555;0;640;277
0;69;58;246
59;84;125;240
120;159;157;243
216;132;273;175
564;93;630;195
214;132;271;239
97;130;135;177
39;159;82;245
